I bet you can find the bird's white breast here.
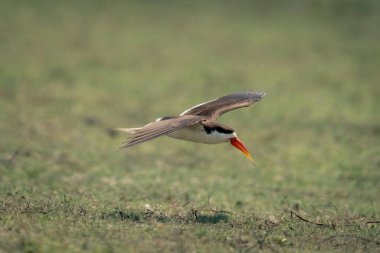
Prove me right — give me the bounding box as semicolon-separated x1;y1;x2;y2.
167;123;235;144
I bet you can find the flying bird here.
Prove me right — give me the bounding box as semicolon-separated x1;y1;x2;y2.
118;90;266;164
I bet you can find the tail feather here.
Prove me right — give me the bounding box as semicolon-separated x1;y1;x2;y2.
116;128;140;134
118;116;175;135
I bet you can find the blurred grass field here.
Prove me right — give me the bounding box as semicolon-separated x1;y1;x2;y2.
1;0;380;252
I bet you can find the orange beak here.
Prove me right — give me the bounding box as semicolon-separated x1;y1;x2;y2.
230;137;256;166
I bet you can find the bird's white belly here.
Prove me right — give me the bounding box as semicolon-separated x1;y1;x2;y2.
167;124;229;144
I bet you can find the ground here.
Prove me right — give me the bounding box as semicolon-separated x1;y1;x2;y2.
0;1;379;252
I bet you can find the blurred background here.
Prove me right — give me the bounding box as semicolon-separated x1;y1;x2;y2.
1;0;379;214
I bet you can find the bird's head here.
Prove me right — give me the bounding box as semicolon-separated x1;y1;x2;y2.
210;124;255;165
229;133;255;165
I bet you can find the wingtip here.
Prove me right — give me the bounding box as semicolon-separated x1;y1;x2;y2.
257;91;266;97
250;90;266;100
119;140;136;149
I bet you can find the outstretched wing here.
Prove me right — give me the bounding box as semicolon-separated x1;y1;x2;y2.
180;90;265;120
119;115;203;148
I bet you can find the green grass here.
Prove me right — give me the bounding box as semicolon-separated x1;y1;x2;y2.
1;0;380;252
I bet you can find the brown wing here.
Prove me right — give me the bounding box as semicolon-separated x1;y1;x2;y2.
180;90;265;120
119;115;203;148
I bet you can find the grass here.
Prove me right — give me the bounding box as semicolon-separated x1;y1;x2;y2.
1;0;380;252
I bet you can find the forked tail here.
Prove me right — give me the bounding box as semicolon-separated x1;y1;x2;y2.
116;127;140;134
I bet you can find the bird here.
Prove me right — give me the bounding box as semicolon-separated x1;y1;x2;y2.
118;90;266;164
